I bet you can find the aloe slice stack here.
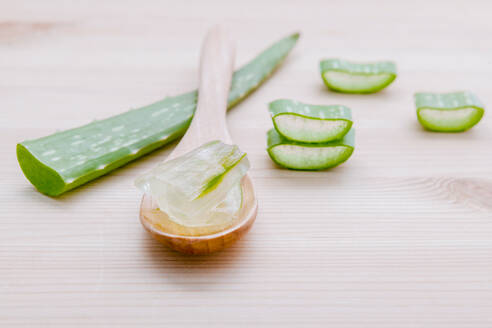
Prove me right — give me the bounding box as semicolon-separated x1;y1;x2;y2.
415;91;484;132
320;58;397;94
266;99;355;170
269;99;352;143
17;33;299;196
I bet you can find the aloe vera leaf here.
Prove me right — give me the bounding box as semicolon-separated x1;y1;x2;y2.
268;99;352;143
17;33;300;196
415;91;485;132
266;128;355;170
320;58;397;94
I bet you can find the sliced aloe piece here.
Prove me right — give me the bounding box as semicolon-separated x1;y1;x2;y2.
415;91;484;132
266;128;355;170
135;141;249;229
268;99;352;143
17;33;299;196
320;58;397;94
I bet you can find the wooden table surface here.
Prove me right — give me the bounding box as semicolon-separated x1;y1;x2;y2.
1;0;491;326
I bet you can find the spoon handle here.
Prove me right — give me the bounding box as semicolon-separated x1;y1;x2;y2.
170;26;236;159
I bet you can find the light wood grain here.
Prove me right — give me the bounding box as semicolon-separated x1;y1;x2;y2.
1;0;492;327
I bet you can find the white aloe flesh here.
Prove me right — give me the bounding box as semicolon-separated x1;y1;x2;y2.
142;183;243;236
267;128;355;170
135;141;249;234
322;71;394;93
269;99;352;143
415;92;485;132
320;59;397;94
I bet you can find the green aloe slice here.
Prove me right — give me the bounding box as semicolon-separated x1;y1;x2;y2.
135;141;248;227
268;99;352;143
17;32;300;196
320;58;397;94
415;91;484;132
266;128;355;170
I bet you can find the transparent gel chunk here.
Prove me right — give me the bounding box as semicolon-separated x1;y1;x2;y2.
135;141;249;227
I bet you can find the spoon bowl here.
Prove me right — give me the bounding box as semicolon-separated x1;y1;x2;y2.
140;175;257;254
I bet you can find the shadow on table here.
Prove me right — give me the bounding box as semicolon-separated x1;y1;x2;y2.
139;228;253;289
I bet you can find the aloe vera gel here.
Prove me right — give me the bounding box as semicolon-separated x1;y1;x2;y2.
135;141;249;233
415;91;484;132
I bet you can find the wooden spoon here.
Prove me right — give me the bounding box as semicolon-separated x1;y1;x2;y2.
139;26;258;255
